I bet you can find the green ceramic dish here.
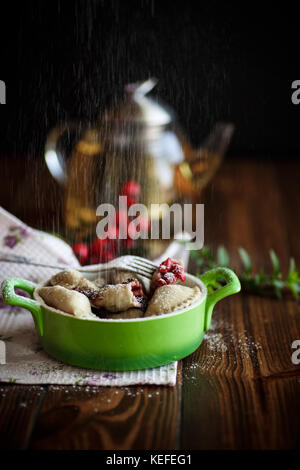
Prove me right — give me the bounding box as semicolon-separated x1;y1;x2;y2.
1;267;240;371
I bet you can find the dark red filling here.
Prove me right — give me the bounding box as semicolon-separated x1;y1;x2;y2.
128;279;145;297
154;258;186;287
123;279;148;311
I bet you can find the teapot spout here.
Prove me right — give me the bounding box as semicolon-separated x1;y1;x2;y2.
198;122;235;157
175;122;235;195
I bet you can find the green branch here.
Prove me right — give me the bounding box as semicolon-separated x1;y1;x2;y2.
190;246;300;300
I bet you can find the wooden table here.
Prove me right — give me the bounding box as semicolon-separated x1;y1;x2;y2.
0;156;300;450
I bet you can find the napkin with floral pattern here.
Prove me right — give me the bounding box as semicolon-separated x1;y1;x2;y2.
0;206;177;386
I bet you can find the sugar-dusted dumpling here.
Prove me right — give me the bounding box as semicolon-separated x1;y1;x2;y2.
93;276;107;288
77;277;98;291
91;279;147;313
109;269;151;295
109;270;138;284
49;269;98;293
49;269;83;289
38;286;97;319
145;284;202;317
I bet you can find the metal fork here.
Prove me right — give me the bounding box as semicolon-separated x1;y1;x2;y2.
0;252;158;279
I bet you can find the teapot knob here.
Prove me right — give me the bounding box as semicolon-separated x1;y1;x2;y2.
125;78;158;97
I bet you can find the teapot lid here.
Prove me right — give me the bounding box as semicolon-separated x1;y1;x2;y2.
102;78;173;127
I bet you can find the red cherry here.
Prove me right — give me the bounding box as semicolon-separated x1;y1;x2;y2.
72;243;89;264
172;263;186;282
90;238;117;263
89;254;101;265
164;272;177;283
106;238;118;253
154;258;186;287
100;244;117;263
120;181;141;198
156;278;167;286
126;196;138;207
99;248;116;262
90;238;108;256
160;258;173;270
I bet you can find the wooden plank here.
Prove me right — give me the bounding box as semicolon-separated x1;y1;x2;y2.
181;157;300;449
0;384;45;449
29;380;181;450
181;369;300;449
181;292;300;449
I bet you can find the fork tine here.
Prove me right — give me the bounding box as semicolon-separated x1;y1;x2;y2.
130;267;154;278
132;256;158;268
132;268;153;279
132;257;158;269
128;262;156;275
130;260;155;272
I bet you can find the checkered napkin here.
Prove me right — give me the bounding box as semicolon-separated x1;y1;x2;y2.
0;206;177;386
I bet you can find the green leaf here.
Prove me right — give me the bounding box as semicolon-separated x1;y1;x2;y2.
201;246;214;262
272;279;284;289
217;245;230;267
290;283;300;299
238;247;252;274
289;257;296;276
257;268;266;283
190;250;200;261
190;250;204;268
272;279;284;299
287;258;299;283
270;250;280;276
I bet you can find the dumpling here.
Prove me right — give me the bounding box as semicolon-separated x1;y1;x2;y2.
77;277;99;292
109;270;138;284
38;286;97;319
108;269;151;294
90;279;147;312
49;269;83;289
145;284;202;317
93;276;107;288
49;269;98;295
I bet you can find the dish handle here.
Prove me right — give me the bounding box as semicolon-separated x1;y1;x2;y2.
199;267;241;331
1;278;44;336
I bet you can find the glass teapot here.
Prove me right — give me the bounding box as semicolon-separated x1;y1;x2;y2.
45;78;234;261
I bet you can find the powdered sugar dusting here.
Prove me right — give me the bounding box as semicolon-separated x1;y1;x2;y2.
184;317;262;377
204;332;228;353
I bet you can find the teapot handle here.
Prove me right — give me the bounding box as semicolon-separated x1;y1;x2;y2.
44;123;81;185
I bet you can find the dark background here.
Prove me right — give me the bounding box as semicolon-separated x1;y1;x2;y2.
0;0;300;159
